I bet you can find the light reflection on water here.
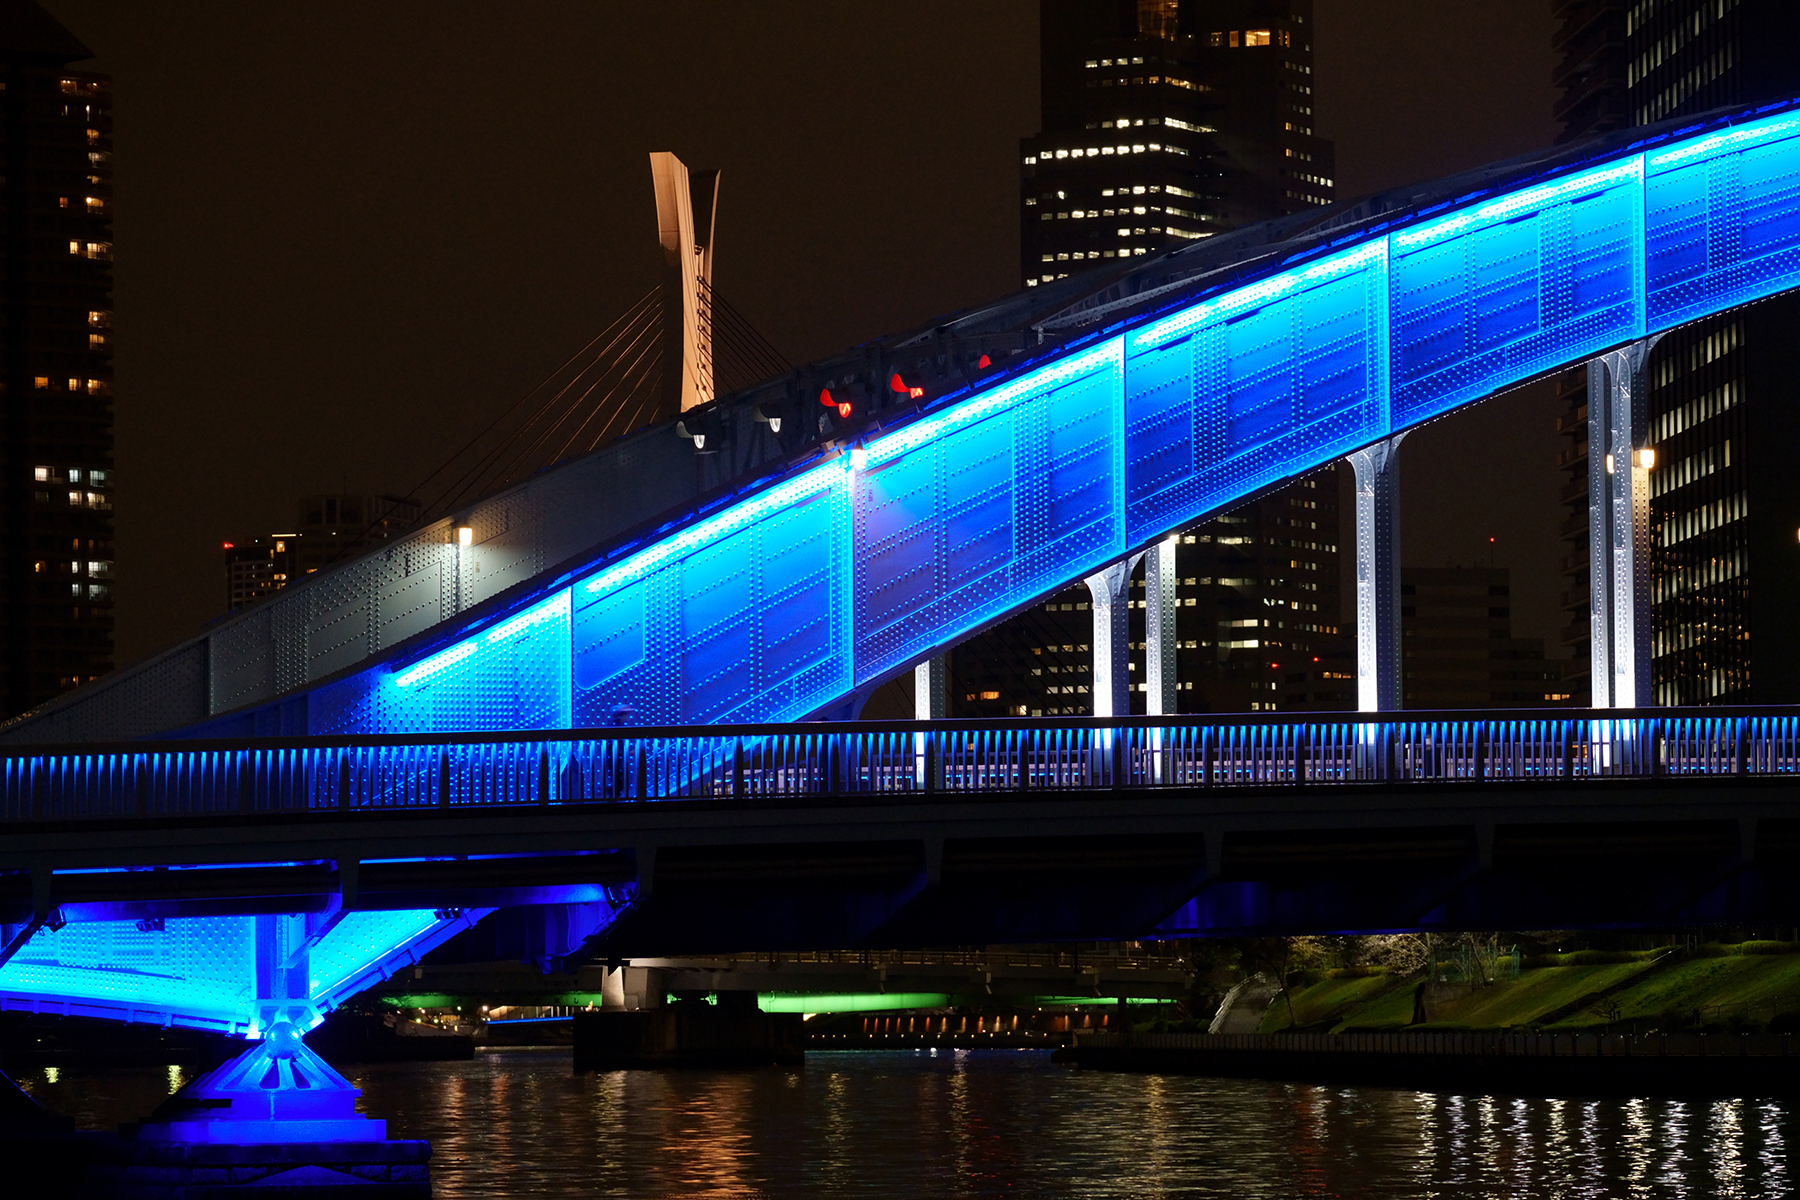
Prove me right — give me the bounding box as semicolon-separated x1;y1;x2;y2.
17;1048;1799;1196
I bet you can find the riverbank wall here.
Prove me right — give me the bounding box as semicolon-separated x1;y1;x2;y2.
1054;1030;1800;1096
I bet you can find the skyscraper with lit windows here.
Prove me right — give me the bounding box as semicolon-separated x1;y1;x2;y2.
0;1;114;718
951;0;1348;719
1021;0;1332;286
1552;0;1800;705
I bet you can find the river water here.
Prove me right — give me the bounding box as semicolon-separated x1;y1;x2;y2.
18;1047;1797;1196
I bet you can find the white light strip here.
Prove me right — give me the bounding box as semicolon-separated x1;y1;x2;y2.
581;464;842;599
392;642;476;688
865;339;1123;469
1131;240;1385;352
1392;158;1642;252
1648;110;1800;170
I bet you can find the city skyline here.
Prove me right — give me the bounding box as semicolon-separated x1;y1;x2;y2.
39;0;1562;678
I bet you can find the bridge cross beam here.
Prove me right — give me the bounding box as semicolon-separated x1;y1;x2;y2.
1589;338;1662;709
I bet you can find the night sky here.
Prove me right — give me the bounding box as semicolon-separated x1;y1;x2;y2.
45;1;1560;668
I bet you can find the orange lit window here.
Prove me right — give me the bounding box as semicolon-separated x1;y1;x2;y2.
84;196;103;211
979;690;1001;700
33;376;48;389
67;379;78;392
88;310;110;327
1245;29;1271;46
85;379;109;395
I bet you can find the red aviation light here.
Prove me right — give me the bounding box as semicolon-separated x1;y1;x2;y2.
889;373;924;400
977;354;992;369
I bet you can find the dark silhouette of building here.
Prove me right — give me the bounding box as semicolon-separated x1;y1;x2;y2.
224;494;422;612
1551;0;1800;705
1402;567;1574;709
953;0;1344;719
0;1;112;717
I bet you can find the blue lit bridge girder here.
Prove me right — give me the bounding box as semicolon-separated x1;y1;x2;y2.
144;101;1800;743
8;101;1800;746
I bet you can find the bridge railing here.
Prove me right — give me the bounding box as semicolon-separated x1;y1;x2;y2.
0;707;1795;822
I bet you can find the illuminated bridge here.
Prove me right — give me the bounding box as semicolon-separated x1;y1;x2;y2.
7;100;1800;1040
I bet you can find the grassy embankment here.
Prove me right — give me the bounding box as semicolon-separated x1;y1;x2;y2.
1256;944;1800;1034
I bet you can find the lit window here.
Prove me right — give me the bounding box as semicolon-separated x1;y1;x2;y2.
68;240;80;254
88;469;107;485
33;467;48;482
33;377;48;389
86;129;99;142
86;379;108;395
67;379;78;391
1246;29;1271;46
68;491;81;505
88;310;110;327
84;196;103;211
979;691;1000;700
88;333;106;348
68;468;82;483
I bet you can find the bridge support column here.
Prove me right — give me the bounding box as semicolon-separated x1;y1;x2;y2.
1347;435;1407;712
1143;535;1179;716
1085;555;1143;718
914;656;949;720
1589;339;1660;708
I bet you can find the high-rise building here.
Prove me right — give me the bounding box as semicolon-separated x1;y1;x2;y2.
1401;567;1574;709
1551;0;1800;706
224;493;422;612
0;2;113;718
953;0;1345;719
1022;0;1332;284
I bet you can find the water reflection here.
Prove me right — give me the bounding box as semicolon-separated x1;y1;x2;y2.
15;1049;1799;1196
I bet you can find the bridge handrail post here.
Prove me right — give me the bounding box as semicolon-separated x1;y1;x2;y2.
337;749;351;812
438;748;451;809
1383;722;1397;784
1473;723;1486;784
1561;720;1576;780
538;746;551;807
135;752;150;818
1111;726;1125;792
1296;725;1309;786
733;739;746;800
1736;716;1751;774
235;749;250;815
924;729;938;795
